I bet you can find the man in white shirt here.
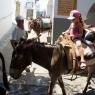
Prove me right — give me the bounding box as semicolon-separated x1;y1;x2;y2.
10;15;28;49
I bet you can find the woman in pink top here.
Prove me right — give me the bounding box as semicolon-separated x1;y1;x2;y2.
59;10;86;69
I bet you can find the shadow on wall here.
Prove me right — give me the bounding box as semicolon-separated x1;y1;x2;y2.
85;3;95;25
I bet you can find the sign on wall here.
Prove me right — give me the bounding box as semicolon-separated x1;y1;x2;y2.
58;0;76;16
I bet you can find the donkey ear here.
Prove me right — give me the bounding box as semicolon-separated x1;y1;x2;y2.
18;37;26;45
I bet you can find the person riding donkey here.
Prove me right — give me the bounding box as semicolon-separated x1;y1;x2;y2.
58;10;88;70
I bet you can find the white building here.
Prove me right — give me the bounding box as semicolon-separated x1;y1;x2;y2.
0;0;16;83
34;0;50;18
52;0;95;43
0;0;16;39
46;0;53;18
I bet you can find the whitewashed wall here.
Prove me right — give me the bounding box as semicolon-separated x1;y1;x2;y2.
46;0;53;18
77;0;95;20
0;0;16;38
0;0;16;83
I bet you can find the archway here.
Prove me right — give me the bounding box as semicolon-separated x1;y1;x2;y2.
85;3;95;25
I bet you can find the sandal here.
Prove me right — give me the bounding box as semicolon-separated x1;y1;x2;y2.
80;61;87;69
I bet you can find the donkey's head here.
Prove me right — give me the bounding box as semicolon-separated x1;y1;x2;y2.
28;18;35;32
9;39;33;79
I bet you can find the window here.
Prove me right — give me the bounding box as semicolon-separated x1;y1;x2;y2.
58;0;77;16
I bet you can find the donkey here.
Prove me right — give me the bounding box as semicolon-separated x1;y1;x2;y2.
9;38;68;95
57;32;95;94
28;17;52;42
9;36;95;95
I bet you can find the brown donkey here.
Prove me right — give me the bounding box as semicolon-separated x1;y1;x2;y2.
28;17;52;42
57;33;95;94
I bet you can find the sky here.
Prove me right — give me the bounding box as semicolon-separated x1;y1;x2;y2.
39;0;49;11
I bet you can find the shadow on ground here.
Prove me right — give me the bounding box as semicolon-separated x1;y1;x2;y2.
7;67;50;95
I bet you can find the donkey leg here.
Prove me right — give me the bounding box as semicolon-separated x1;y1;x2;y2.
58;76;66;95
48;80;56;95
71;59;76;73
83;73;92;94
70;59;77;81
37;35;40;42
48;75;58;95
36;33;41;42
69;50;76;75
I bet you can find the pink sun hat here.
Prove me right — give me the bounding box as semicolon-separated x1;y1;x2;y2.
67;10;81;20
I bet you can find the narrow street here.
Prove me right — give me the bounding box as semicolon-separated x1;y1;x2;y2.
0;0;95;95
6;27;95;95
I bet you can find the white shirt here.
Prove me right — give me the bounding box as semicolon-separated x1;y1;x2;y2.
12;26;27;42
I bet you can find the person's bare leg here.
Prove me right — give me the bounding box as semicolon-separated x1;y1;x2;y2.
78;46;86;69
76;40;86;69
79;47;84;61
70;50;76;73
